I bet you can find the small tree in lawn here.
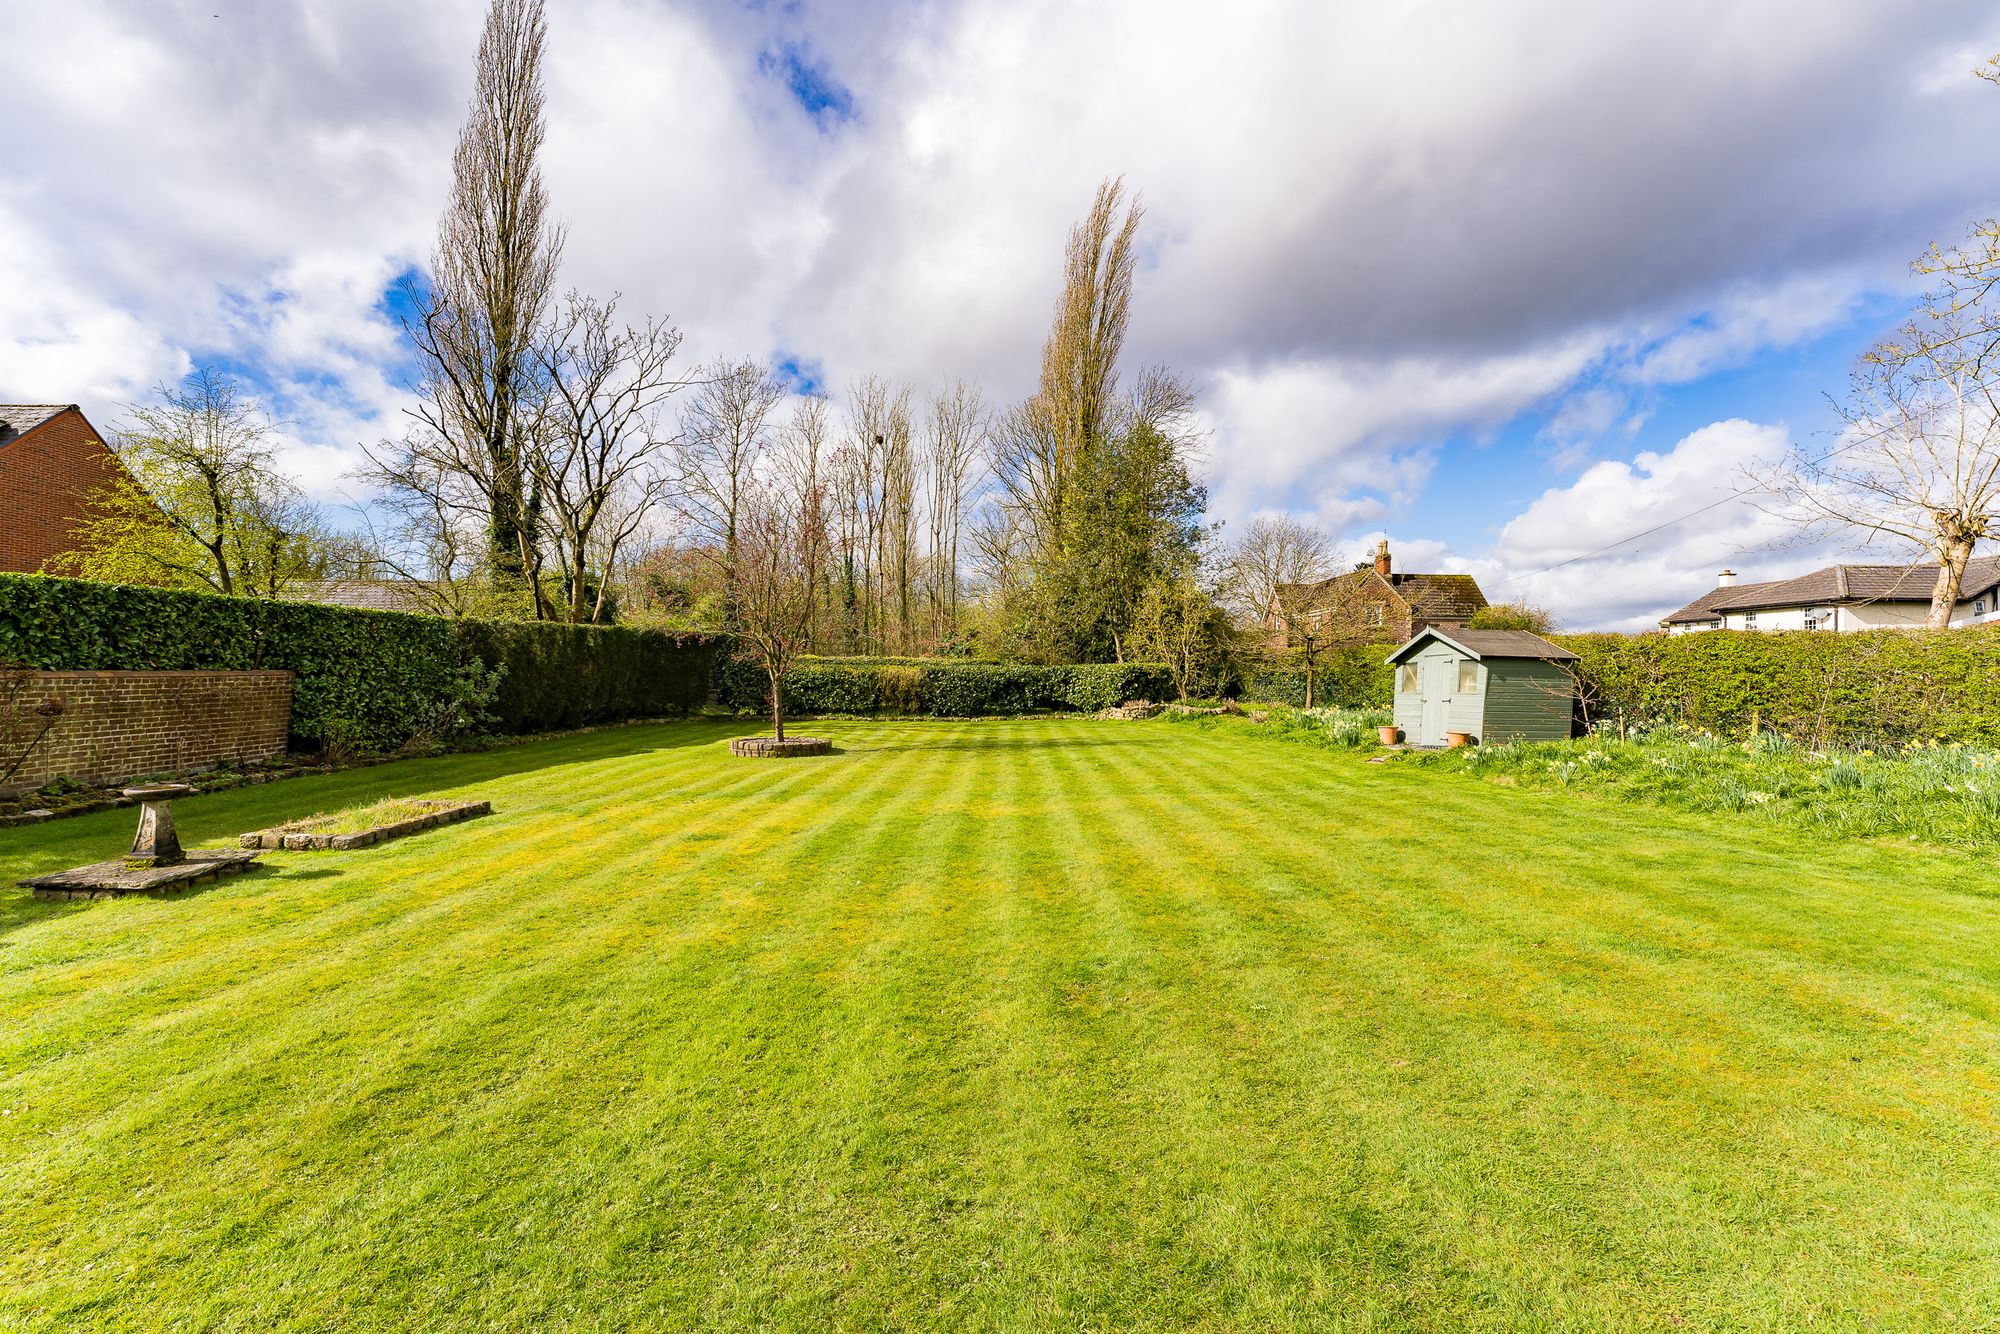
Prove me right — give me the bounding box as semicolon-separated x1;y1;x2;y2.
734;478;828;743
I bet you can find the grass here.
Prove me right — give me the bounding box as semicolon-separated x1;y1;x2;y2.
1;716;1998;1329
1405;724;2000;849
284;795;457;837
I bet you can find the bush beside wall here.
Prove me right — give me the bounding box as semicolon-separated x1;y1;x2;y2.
716;656;1175;717
0;574;722;751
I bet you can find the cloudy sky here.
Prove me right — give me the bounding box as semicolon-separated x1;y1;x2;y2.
6;0;2000;628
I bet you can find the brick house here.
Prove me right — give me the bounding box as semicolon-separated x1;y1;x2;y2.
0;404;132;574
1272;539;1489;648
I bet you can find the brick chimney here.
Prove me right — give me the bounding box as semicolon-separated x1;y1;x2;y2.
1374;539;1392;578
1717;569;1737;588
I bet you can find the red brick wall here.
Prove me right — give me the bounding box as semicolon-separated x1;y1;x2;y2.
1;671;292;796
0;409;126;573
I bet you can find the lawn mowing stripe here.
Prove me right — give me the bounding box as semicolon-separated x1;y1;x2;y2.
1112;720;2000;1328
0;724;881;1126
217;732;936;1334
7;719;2000;1329
0;732;896;1232
1101;726;1688;1322
0;732;812;1076
1049;723;1479;1327
0;732;924;1328
955;719;1222;1324
0;723;820;1014
1174;729;2000;1137
714;723;1005;1329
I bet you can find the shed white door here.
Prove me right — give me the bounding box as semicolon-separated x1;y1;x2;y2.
1418;656;1452;745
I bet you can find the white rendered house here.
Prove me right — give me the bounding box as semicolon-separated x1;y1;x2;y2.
1660;559;2000;633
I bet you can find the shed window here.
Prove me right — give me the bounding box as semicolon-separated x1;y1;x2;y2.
1398;663;1418;693
1456;660;1479;693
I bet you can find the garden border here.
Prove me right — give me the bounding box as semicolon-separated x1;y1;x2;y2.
239;799;491;851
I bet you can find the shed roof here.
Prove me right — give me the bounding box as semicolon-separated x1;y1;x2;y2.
1385;626;1579;665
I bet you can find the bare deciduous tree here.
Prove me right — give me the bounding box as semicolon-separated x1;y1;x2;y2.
675;359;783;621
1221;515;1339;636
1759;311;2000;626
924;381;986;643
533;293;684;623
839;376;914;652
403;0;564;608
734;478;829;743
353;440;481;617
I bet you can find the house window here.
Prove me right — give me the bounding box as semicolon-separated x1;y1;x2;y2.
1366;604;1385;628
1803;612;1821;631
1456;660;1479;693
1744;610;1757;628
1978;599;1988;616
1398;664;1418;693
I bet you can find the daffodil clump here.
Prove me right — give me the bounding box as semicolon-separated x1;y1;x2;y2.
1411;721;2000;848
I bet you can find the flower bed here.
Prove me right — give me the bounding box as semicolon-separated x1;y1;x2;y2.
1402;724;2000;848
239;798;490;851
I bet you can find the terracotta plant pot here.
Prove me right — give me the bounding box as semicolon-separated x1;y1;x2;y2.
1377;726;1400;745
1446;730;1473;749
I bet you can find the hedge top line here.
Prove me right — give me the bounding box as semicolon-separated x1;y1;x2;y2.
0;571;727;649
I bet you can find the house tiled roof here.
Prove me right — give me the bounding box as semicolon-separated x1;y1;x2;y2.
1276;569;1490;619
0;405;76;446
1389;572;1487;620
284;579;436;613
1388;627;1578;663
1661;557;2000;623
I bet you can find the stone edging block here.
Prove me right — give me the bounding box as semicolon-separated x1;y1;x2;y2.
238;799;492;851
729;736;832;758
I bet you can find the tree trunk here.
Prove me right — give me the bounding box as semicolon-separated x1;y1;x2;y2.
1929;532;1976;628
769;669;785;743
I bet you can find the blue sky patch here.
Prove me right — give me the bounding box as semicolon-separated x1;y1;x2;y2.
760;43;855;129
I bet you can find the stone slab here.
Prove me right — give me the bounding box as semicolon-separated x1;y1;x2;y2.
21;849;261;900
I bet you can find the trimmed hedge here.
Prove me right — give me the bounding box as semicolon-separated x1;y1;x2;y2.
0;574;721;750
1242;646;1396;709
1555;627;2000;748
716;656;1174;717
454;620;717;734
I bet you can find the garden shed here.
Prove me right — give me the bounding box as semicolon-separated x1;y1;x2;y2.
1385;627;1578;746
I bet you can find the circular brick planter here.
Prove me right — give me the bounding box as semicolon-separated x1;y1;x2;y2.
729;736;832;758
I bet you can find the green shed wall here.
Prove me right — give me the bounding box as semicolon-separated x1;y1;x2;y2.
1479;660;1574;743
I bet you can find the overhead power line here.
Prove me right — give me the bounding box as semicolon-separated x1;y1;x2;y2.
1491;431;1877;589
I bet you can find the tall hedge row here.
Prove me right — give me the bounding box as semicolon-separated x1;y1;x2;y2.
454;620;717;734
0;574;720;750
1555;627;2000;747
715;656;1175;717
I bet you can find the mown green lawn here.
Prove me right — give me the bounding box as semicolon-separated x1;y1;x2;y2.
2;717;1998;1331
